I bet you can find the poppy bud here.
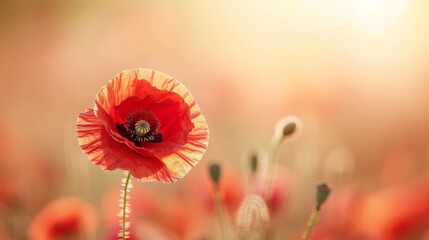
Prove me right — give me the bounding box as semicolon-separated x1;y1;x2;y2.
250;153;258;174
236;194;269;239
209;163;222;185
273;116;302;143
315;183;331;210
283;122;296;136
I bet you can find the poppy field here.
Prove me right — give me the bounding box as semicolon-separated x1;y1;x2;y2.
1;1;429;239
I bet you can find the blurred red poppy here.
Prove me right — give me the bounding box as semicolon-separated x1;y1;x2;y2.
188;164;245;215
0;119;56;210
77;69;209;182
355;183;429;240
27;197;97;240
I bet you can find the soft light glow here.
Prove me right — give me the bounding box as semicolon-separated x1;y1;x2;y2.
351;0;408;33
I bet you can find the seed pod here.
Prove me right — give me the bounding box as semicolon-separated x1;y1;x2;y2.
134;120;151;136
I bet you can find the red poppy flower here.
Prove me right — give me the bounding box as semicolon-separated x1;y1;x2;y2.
77;69;209;182
355;183;429;239
27;197;97;240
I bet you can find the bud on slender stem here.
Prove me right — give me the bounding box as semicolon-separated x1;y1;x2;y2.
208;162;234;240
209;163;222;186
274;116;302;143
302;182;332;240
264;116;302;202
316;183;331;211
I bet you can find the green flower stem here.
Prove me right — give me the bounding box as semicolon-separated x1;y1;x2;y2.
264;139;281;203
122;172;131;240
302;208;320;240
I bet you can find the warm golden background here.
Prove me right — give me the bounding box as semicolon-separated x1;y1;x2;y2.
1;0;429;239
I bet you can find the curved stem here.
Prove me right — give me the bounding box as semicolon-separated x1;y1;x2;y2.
122;172;131;240
264;139;281;203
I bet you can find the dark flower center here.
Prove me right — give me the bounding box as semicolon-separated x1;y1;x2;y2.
116;110;162;146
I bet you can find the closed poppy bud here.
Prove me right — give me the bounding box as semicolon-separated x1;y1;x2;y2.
77;69;209;183
316;183;331;210
250;153;258;174
209;163;222;185
273;116;301;143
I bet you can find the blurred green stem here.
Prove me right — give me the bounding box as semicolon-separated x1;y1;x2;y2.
264;139;281;204
302;208;320;240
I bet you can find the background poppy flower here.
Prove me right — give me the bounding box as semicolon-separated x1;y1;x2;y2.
0;119;57;211
27;197;97;240
77;68;209;183
186;163;245;216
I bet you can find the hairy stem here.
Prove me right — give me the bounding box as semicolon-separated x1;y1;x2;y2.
302;208;320;240
121;172;132;240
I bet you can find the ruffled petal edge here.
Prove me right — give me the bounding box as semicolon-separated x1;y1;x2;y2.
77;108;183;182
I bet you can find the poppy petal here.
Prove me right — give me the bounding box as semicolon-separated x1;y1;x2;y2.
77;108;176;182
156;106;209;176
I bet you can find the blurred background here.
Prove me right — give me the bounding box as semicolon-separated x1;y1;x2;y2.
1;0;429;239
